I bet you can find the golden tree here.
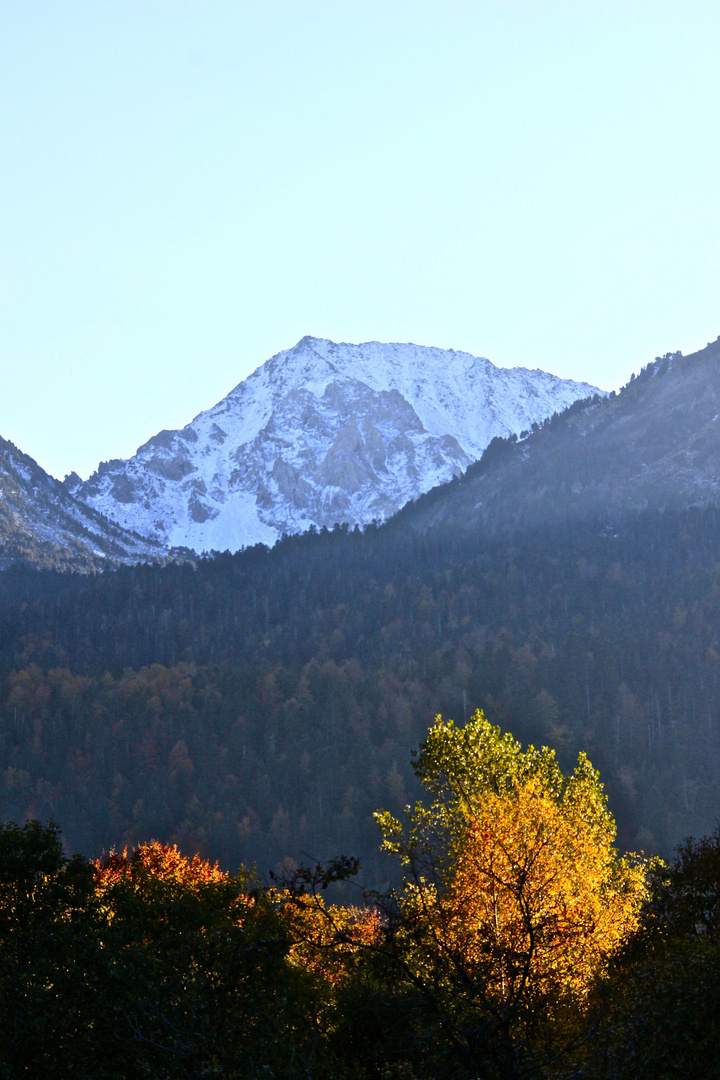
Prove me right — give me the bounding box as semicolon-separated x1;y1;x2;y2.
375;711;648;1078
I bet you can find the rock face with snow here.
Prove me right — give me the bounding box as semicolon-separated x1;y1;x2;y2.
69;337;600;553
0;434;161;570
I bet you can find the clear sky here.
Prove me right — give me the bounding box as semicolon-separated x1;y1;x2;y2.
2;1;720;481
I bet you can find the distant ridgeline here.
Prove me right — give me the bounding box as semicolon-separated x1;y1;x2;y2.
0;435;161;572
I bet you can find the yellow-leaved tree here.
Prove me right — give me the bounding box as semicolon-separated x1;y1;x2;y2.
374;710;648;1079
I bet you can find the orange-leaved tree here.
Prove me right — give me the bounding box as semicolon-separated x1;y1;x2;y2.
374;711;648;1079
92;841;320;1077
281;891;382;988
95;839;230;892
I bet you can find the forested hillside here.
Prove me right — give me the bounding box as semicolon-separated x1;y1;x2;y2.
1;503;720;879
4;343;720;881
405;338;720;536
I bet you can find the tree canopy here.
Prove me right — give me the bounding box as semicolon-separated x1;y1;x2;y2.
6;719;720;1078
375;711;648;1077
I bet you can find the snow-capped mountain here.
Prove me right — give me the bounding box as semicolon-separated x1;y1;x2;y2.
0;434;162;570
68;337;601;553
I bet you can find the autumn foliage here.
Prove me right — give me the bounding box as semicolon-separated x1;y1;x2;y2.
375;712;648;1075
95;838;228;890
448;778;642;1008
8;713;720;1078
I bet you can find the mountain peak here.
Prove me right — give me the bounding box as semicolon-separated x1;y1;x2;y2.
74;339;600;553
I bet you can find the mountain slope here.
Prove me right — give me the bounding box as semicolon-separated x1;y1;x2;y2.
69;336;599;552
401;338;720;537
0;435;162;570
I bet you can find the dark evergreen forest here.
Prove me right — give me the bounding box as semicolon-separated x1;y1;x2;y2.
1;504;719;882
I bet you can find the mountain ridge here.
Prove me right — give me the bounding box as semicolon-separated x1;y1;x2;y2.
396;336;720;537
0;435;162;571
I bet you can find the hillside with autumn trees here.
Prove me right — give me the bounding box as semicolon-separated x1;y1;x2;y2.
4;712;719;1079
1;504;720;879
2;714;720;1078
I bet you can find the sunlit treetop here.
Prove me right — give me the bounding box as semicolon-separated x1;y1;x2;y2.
94;840;228;893
375;709;650;1051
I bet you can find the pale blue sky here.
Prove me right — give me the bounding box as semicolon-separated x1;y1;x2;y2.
2;1;720;480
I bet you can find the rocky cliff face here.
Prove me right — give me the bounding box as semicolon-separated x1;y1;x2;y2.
69;336;600;553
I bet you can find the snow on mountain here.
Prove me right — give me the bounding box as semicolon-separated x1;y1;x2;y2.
0;434;162;570
69;337;601;553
